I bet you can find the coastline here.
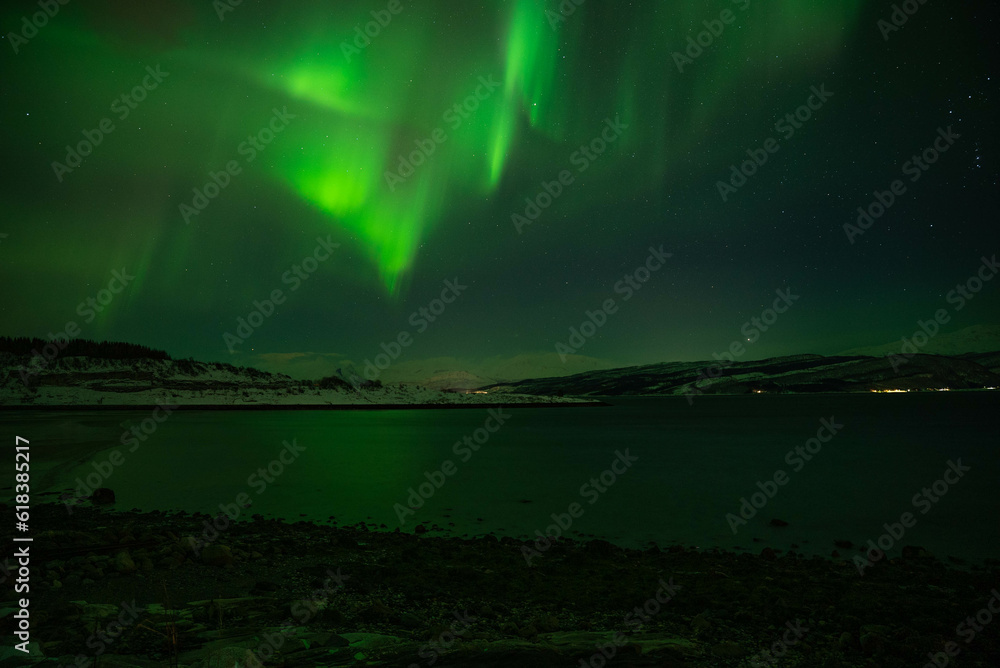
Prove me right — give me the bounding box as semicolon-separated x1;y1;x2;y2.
5;502;998;667
0;401;610;411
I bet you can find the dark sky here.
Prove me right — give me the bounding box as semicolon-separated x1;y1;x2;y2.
1;0;997;380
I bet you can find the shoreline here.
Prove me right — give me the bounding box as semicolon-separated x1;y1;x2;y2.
4;502;998;667
0;400;610;411
5;390;998;410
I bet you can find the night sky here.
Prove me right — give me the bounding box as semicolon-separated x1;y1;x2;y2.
2;0;997;381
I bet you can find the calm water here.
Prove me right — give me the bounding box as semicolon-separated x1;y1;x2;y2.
3;393;998;560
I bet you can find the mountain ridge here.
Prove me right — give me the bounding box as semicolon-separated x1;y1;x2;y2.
482;351;1000;397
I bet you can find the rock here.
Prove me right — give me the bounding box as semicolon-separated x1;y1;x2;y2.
585;539;615;557
760;547;777;561
535;614;560;633
114;551;137;574
361;600;395;622
86;658;144;668
414;524;427;534
902;545;930;559
91;488;115;504
177;536;200;553
289;599;346;626
838;631;859;653
859;624;891;655
769;518;789;527
834;539;853;549
195;645;256;668
518;625;538;638
339;633;406;661
399;612;424;629
201;544;234;567
691;613;712;634
711;640;746;658
294;631;348;648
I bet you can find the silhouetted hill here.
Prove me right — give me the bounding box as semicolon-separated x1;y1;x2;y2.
484;352;1000;397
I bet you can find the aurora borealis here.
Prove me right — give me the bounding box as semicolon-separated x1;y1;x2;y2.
1;0;997;378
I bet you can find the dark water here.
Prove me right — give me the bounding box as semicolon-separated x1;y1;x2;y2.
3;393;998;560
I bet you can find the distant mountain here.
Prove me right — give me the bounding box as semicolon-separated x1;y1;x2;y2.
483;352;1000;397
961;350;1000;375
839;324;1000;357
353;353;617;391
242;351;617;389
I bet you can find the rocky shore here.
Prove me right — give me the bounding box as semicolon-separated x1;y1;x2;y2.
2;501;998;667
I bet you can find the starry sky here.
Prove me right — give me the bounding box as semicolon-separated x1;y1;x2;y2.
1;0;997;380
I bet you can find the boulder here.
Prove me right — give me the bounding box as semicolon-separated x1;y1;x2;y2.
177;536;200;554
114;551;137;574
194;645;256;668
91;488;116;504
201;544;234;567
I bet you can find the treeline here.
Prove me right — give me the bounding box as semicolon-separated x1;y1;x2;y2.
0;336;171;360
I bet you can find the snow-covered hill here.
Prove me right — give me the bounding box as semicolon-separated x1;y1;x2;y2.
839;324;1000;357
485;352;1000;397
0;353;588;407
